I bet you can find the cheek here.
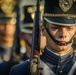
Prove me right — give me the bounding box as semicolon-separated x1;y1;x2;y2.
49;28;57;36
7;26;16;34
68;30;76;38
46;33;53;44
0;26;4;31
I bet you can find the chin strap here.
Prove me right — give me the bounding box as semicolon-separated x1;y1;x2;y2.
44;24;74;46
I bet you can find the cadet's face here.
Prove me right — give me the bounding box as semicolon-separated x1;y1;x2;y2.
0;23;16;40
43;22;76;54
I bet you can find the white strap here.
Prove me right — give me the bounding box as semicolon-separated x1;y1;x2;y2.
39;60;56;75
68;61;76;75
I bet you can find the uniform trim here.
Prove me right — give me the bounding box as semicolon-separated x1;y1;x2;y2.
43;13;76;18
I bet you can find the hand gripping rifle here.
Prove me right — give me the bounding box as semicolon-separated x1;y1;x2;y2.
30;0;41;75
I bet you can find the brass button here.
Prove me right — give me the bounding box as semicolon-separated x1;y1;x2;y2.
3;55;10;61
73;50;76;53
73;50;76;56
59;70;63;74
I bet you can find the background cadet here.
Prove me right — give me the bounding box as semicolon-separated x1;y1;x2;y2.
19;5;34;62
0;8;16;63
16;0;45;63
0;0;20;75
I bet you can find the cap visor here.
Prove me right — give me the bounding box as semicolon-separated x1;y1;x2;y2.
44;17;76;26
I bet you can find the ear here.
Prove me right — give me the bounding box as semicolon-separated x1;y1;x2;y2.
40;25;46;36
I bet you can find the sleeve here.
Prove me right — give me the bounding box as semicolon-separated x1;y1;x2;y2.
9;60;30;75
9;65;20;75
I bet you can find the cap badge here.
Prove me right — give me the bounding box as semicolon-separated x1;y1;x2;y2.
27;6;35;20
59;0;73;12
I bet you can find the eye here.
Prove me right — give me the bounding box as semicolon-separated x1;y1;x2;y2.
51;27;60;30
67;27;73;31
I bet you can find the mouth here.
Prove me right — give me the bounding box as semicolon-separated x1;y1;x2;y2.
3;33;11;37
59;41;66;43
55;40;69;46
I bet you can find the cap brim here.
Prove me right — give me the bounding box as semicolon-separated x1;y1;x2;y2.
0;17;11;24
44;17;76;26
20;23;33;34
21;28;33;34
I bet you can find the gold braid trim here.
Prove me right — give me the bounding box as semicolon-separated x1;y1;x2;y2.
43;13;76;18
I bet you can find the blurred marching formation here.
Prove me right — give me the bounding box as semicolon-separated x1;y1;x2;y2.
0;0;76;75
0;0;46;75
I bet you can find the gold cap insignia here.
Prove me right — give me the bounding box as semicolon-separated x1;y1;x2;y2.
27;6;35;20
0;0;18;14
59;0;73;12
27;5;44;21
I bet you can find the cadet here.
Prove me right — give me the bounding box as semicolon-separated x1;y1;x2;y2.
18;5;46;62
0;0;20;75
10;0;76;75
19;5;34;62
0;11;16;63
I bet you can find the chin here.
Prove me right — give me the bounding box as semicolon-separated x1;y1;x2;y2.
57;45;71;51
58;46;67;51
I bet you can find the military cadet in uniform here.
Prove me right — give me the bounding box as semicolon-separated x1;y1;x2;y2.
10;0;76;75
0;11;16;63
18;4;46;62
0;0;20;75
19;5;34;62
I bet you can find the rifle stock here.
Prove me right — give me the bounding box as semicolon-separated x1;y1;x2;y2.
30;0;41;75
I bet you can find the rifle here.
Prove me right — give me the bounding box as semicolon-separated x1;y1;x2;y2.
30;0;41;75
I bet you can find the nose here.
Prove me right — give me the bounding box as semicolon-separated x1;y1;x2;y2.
59;27;67;39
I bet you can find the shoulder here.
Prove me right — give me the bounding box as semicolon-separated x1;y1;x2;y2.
9;59;30;75
0;62;11;75
0;61;10;68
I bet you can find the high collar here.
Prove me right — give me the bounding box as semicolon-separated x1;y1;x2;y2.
40;47;75;65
